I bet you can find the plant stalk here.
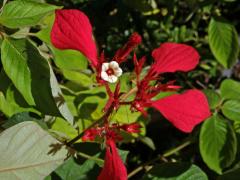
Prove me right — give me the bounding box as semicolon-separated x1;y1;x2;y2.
127;140;192;179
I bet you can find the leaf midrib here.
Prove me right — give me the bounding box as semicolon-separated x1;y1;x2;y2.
0;158;65;173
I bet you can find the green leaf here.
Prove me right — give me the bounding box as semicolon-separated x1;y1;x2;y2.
2;112;47;129
0;122;68;179
218;168;240;180
139;136;156;150
203;89;221;109
113;105;141;124
0;92;13;117
200;114;237;174
10;27;30;39
118;149;129;163
1;38;73;124
62;70;93;88
53;48;88;71
208;17;239;68
222;100;240;121
50;118;78;141
0;70;34;117
54;157;99;180
1;38;35;104
0;0;60;28
220;79;240;100
142;163;208;180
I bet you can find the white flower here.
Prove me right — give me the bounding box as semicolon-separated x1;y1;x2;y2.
101;61;122;83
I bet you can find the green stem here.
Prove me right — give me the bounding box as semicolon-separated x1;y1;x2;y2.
77;152;104;165
127;140;193;179
65;86;138;146
163;140;192;157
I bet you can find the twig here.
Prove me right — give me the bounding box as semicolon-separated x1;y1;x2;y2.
77;152;104;165
127;140;192;179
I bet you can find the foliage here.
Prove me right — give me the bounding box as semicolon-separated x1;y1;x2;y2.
0;0;239;179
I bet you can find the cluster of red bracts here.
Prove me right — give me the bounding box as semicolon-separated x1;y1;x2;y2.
81;122;141;180
51;9;211;180
82;122;142;142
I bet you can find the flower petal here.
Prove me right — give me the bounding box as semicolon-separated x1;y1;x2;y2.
114;68;122;77
109;61;119;69
101;71;109;81
98;140;127;180
151;90;211;133
51;9;98;68
150;43;200;74
108;75;118;83
102;63;109;71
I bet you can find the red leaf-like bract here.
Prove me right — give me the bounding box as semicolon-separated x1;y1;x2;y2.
98;140;127;180
150;43;199;74
51;9;98;68
151;90;211;133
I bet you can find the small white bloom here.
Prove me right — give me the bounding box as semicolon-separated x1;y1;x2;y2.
101;61;122;83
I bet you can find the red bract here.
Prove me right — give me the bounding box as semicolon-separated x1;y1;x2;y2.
51;9;141;84
149;42;199;75
51;10;98;68
120;122;142;133
98;139;127;180
151;90;211;132
131;43;211;132
82;122;142;142
82;128;100;141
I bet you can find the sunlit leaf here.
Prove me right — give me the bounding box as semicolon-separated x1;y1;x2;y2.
0;0;60;28
0;122;68;179
220;79;240;100
208;17;239;68
222;100;240;122
203;89;221;109
200;114;237;174
1;38;73;124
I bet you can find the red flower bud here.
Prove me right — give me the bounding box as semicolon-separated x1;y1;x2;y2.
120;122;142;133
113;32;142;63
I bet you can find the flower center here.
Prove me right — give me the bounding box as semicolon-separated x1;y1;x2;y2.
106;68;114;76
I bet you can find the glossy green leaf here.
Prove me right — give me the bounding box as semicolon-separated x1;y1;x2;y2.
0;0;60;28
53;48;88;71
0;122;68;179
203;89;221;109
222;100;240;121
1;38;34;105
1;38;73;124
50;118;78;141
142;163;208;180
200;114;237;174
0;70;38;117
220;79;240;100
63;70;93;88
208;17;239;68
54;157;99;180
